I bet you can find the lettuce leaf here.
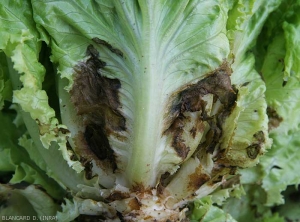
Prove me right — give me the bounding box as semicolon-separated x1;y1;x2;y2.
219;1;300;220
190;196;237;222
0;184;60;222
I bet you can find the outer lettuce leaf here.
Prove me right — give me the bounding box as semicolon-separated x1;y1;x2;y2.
190;196;236;222
0;184;60;222
0;0;84;173
220;1;300;220
0;0;95;195
283;19;300;80
57;197;119;222
276;185;300;222
253;0;300;79
221;184;286;222
276;0;300;80
216;0;283;169
257;32;300;207
0;110;64;199
227;0;282;65
15;107;95;192
194;1;298;221
221;54;270;168
260;132;300;205
0;52;12;110
248;1;300;206
259;0;300;134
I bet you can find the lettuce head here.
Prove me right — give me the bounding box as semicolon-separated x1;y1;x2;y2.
0;0;300;221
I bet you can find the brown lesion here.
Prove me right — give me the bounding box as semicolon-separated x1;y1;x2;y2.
221;174;240;189
164;62;237;160
157;172;172;194
187;165;210;191
128;198;141;211
246;144;261;159
0;193;8;209
92;37;124;57
84;124;116;163
202;118;222;154
167;114;190;159
189;127;197;139
246;130;265;159
267;106;283;130
178;69;236;114
80;157;95;180
36;119;70;136
70;43;125;172
106;191;130;202
157;63;238;199
253;130;265;143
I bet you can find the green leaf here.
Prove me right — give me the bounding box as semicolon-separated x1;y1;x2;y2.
234;0;300;213
190;196;237;222
276;185;300;221
0;111;64;199
0;184;60;222
0;52;13;110
251;9;300;206
227;0;282;65
0;0;84;173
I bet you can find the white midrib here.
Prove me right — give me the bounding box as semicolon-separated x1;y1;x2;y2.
124;10;165;188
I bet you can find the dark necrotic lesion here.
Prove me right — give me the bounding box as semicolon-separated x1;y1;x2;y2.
92;37;123;57
84;124;113;159
246;144;261;159
70;44;125;170
165;63;237;158
246;131;265;159
267;106;283;130
0;194;8;209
